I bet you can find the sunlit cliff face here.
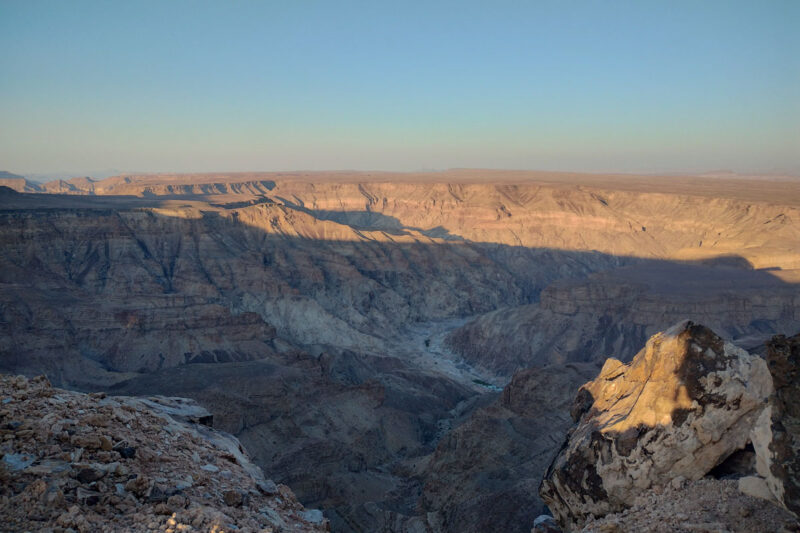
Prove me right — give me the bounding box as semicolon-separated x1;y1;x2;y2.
64;170;800;269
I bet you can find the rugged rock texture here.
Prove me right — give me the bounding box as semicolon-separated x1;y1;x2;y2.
579;478;797;533
0;205;599;386
0;373;328;532
447;263;800;376
106;351;478;532
540;321;773;531
744;332;800;517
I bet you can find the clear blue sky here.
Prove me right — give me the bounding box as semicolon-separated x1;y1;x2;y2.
1;0;798;176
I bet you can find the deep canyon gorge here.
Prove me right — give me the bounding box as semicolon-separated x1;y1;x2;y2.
1;169;799;532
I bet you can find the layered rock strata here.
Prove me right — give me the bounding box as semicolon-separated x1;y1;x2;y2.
446;264;800;376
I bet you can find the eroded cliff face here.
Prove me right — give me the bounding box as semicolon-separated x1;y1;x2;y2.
1;172;799;532
446;263;800;376
0;205;557;386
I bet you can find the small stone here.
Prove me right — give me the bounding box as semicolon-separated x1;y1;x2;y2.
147;484;169;503
257;480;278;495
1;452;35;471
76;467;106;484
100;435;113;451
532;514;562;533
71;435;102;449
167;494;186;509
115;444;136;459
42;486;65;507
300;509;325;525
201;464;219;473
76;486;101;506
81;414;109;427
223;490;244;507
174;476;193;491
125;475;151;497
154;502;173;515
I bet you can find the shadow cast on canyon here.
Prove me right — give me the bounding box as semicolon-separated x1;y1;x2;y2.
1;190;799;533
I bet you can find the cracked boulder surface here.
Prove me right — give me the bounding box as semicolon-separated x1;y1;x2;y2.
0;374;329;532
748;332;800;518
539;321;773;530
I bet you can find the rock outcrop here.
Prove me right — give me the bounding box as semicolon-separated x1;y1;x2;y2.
0;373;328;532
743;332;800;517
540;321;773;530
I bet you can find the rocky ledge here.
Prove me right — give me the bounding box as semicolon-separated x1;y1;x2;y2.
0;374;329;532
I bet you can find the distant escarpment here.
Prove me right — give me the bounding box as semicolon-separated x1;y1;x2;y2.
539;321;799;532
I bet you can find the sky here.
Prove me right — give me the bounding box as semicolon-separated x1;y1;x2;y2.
1;0;798;177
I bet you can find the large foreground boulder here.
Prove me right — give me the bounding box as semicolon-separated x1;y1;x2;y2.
746;332;800;517
540;320;772;530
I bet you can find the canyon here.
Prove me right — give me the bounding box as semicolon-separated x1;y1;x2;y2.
1;169;799;532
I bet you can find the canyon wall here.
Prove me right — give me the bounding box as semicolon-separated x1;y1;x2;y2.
1;171;798;532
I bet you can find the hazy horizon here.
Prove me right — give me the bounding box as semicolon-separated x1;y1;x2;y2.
2;1;798;176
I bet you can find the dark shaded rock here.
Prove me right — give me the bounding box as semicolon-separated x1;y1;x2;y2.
76;486;101;506
116;446;136;459
124;475;151;498
154;502;173;515
749;332;800;517
532;514;562;532
147;484;168;503
76;467;106;484
257;479;279;495
709;444;756;480
223;489;244;507
417;363;598;533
